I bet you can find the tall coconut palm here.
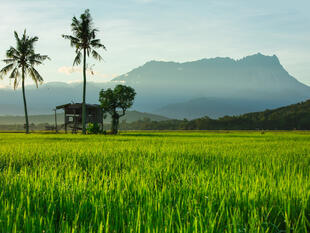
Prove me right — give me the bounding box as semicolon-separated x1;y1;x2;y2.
0;30;50;134
62;9;106;134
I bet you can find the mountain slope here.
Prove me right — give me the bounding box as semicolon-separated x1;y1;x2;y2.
187;99;310;130
121;100;310;130
113;53;310;117
156;97;289;119
0;53;309;119
113;53;310;99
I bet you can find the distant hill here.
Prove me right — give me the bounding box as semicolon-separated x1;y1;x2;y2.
211;99;310;130
0;82;114;115
114;53;310;117
121;100;310;130
0;111;169;125
155;97;287;119
1;53;310;119
114;53;310;99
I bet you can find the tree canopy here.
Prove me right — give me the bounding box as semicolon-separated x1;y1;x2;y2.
62;9;106;66
0;30;49;89
99;85;136;134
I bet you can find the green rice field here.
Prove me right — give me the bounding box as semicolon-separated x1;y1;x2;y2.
0;131;309;232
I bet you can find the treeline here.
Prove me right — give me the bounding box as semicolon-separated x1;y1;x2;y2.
119;100;310;130
1;100;310;131
0;123;52;131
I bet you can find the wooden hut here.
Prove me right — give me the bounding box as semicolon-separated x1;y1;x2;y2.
55;103;103;133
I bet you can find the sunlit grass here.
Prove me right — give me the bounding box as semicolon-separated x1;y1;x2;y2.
0;131;309;232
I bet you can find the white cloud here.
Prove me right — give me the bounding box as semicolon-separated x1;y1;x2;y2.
58;66;118;82
58;66;80;75
0;84;9;89
58;66;97;76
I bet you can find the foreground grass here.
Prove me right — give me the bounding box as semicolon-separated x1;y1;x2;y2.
0;131;309;232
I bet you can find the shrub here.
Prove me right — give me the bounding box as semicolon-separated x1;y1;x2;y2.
86;123;101;134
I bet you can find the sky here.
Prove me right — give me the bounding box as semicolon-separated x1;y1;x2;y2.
0;0;309;88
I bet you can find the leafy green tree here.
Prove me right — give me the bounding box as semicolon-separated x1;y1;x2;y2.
62;9;106;134
0;30;50;134
99;85;136;134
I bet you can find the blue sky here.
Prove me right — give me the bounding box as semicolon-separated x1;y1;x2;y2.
0;0;309;87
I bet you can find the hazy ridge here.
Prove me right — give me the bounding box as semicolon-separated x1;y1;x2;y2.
0;111;169;125
0;53;309;119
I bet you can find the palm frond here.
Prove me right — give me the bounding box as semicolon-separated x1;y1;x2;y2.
9;67;20;79
28;67;43;88
62;34;80;47
91;49;103;61
8;68;21;89
6;46;21;59
90;28;98;39
29;71;38;87
28;54;50;65
90;39;106;50
3;59;17;64
71;16;81;34
22;29;27;39
73;51;82;66
29;60;42;66
28;36;38;45
13;76;21;90
14;31;20;44
0;63;15;77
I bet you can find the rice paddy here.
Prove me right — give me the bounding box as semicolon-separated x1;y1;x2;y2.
0;131;309;232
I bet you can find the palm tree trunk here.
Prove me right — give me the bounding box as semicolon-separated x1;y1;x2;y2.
22;68;29;134
82;48;87;134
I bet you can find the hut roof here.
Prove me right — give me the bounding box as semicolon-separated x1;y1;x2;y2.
56;103;101;110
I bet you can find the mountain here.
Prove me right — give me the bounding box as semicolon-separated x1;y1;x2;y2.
113;53;310;117
120;100;310;130
0;111;169;125
155;97;287;119
114;53;310;98
1;53;309;119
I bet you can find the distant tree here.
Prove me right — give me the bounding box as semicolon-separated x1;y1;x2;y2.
99;85;136;134
0;30;50;134
62;9;106;134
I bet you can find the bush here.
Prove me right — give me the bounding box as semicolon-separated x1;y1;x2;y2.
86;123;102;134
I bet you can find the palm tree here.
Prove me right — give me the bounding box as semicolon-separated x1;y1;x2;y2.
62;9;106;134
0;30;50;134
